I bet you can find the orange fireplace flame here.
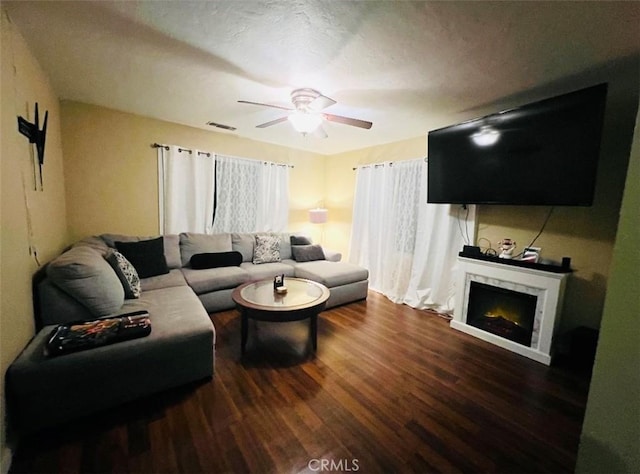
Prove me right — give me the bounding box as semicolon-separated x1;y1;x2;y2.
484;306;525;327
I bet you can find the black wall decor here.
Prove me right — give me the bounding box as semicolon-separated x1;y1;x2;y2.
17;102;48;189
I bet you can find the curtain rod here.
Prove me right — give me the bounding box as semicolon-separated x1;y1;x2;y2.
263;161;294;168
352;157;428;170
152;143;294;168
152;143;211;157
216;151;294;168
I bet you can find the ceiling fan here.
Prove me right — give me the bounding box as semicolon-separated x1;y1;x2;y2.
238;88;373;137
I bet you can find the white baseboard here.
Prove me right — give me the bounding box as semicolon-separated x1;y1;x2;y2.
1;446;12;474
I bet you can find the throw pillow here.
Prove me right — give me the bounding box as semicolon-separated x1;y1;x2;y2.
190;251;243;270
106;250;141;299
292;244;326;262
290;235;313;245
253;234;281;264
115;236;170;279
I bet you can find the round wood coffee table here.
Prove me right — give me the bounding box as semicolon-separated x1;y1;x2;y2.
232;278;330;355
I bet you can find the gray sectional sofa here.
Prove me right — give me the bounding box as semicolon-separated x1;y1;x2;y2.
7;232;368;434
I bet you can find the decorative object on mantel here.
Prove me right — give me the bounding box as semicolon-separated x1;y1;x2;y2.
521;246;542;263
17;102;48;191
497;238;516;259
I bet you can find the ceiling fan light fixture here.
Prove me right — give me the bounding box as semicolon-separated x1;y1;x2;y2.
471;126;501;147
239;88;372;135
288;112;323;134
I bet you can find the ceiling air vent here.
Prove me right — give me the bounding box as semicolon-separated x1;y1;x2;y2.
206;121;236;131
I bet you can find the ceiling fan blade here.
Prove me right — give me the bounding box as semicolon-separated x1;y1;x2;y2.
256;116;289;128
308;94;336;111
238;100;293;112
311;125;328;139
323;113;373;130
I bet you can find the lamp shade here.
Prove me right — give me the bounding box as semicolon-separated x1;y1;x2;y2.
309;208;328;224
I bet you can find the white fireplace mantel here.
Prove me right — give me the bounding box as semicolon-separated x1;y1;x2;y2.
452;256;570;365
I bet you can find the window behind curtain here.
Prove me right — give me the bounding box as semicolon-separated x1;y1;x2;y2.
212;155;289;233
159;149;290;235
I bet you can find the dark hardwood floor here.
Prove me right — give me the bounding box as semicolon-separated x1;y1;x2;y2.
10;292;591;473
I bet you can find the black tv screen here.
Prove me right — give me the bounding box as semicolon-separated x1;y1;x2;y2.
427;83;607;206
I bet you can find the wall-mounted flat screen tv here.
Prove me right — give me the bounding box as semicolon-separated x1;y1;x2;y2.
427;83;608;206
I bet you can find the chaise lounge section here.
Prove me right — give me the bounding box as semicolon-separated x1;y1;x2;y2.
179;232;368;312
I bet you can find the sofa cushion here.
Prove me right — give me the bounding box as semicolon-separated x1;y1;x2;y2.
102;233;137;248
117;286;214;342
181;266;249;294
162;234;182;269
253;234;281;264
240;261;296;280
105;250;141;299
190;251;243;270
180;233;232;267
37;279;94;326
141;269;188;292
72;236;111;256
46;246;125;317
292;244;325;262
115;237;170;279
294;261;369;288
278;233;293;260
323;249;343;262
231;233;255;262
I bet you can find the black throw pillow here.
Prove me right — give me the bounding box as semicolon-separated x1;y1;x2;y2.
190;251;243;270
115;237;170;279
290;235;313;246
292;244;325;262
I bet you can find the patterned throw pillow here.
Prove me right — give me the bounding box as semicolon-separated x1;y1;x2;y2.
106;250;141;299
252;234;281;264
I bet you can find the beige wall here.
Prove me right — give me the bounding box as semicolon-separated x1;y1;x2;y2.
60;101;326;242
576;98;639;474
0;10;68;472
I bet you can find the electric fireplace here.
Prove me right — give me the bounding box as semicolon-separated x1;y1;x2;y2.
467;281;537;347
451;256;570;365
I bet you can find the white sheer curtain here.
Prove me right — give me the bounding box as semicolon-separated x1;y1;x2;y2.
256;162;290;232
349;158;473;312
212;155;289;233
349;163;392;291
211;155;260;233
158;146;215;234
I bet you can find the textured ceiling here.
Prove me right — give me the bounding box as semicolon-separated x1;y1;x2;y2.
5;1;640;155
